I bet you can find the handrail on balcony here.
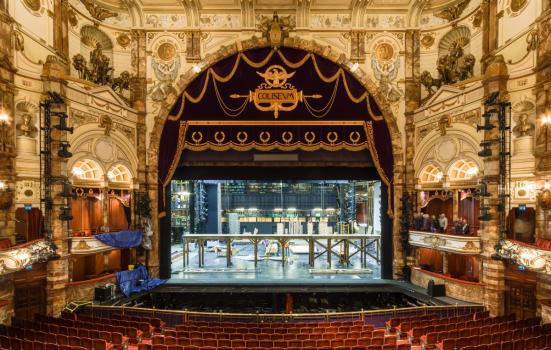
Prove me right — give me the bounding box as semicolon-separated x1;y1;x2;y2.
414;267;482;285
73;303;484;327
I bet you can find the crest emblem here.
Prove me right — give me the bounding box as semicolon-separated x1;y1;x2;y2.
230;65;321;119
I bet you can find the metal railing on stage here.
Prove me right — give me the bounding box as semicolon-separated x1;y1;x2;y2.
73;303;484;328
180;233;381;269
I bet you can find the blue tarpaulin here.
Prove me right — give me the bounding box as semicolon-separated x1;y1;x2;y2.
95;230;143;248
116;265;166;297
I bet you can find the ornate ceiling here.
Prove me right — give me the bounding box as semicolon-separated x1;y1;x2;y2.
95;0;466;15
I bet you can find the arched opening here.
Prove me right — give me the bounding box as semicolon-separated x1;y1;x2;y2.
70;159;104;235
153;46;401;281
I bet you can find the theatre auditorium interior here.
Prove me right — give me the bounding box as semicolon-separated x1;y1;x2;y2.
1;0;551;349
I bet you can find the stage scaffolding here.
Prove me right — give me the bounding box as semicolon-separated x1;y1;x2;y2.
180;234;380;270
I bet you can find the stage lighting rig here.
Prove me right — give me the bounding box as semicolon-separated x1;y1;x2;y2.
58;206;73;221
478;140;493;157
478;178;491;197
52;112;73;134
59;181;75;199
484;91;500;106
477;111;496;131
57;142;72;158
478;206;491;221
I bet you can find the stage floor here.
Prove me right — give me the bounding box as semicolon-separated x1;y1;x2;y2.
170;239;381;283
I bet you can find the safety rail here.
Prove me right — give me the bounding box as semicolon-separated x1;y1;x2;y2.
73;303;484;328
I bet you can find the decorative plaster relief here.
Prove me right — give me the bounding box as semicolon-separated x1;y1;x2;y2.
409;230;482;254
199;14;241;29
15;180;40;204
310;14;351;29
0;240;57;276
145;14;186;29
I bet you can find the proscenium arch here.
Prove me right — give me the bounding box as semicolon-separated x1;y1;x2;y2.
147;38;404;279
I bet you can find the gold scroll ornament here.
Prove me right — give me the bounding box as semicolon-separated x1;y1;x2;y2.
230;65;321;119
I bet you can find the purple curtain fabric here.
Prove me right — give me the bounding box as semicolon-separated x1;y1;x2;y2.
158;47;394;213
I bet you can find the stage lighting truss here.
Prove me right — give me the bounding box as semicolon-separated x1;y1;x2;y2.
476;94;511;242
40;92;73;242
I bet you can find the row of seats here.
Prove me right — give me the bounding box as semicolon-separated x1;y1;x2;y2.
8;321;123;348
406;314;521;342
137;344;412;350
89;312;165;330
439;331;550;350
421;324;546;346
176;319;366;328
151;335;398;347
390;311;487;334
33;315;141;342
66;313;154;335
0;335;88;350
0;327;112;350
447;336;549;350
162;329;383;340
400;312;491;335
173;324;375;334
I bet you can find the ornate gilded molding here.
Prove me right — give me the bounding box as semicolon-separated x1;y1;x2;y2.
434;0;471;22
0;240;57;275
69;236;112;255
497;239;551;274
409;230;482;254
79;0;117;22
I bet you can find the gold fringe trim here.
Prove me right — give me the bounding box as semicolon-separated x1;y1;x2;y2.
185;141;369;152
166;49;383;121
363;121;393;217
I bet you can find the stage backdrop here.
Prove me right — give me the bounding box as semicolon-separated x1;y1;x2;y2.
158;47;394;215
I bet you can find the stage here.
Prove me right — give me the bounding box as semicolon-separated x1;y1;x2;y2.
170;233;382;282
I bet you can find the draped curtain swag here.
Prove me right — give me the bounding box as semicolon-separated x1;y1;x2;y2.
158;47;395;215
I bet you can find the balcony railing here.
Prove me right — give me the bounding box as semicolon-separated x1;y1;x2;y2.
0;239;57;275
69;230;142;255
408;230;481;255
497;239;551;275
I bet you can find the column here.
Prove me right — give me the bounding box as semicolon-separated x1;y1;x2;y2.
399;29;421;278
0;4;17;323
480;55;509;316
442;253;448;275
42;56;70;316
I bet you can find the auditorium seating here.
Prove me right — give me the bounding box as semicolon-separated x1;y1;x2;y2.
1;310;549;350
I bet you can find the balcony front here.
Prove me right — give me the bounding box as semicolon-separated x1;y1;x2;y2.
69;230;143;255
408;230;482;255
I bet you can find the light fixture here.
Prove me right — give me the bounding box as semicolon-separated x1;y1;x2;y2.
57;142;72;158
0;180;12;210
287;208;296;211
273;208;283;212
192;64;202;73
466;166;479;177
435;171;444;182
0;180;6;191
0;111;9;123
248;208;258;211
350;62;359;72
71;167;84;178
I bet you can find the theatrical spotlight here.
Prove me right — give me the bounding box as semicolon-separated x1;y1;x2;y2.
479;206;491;221
478;179;491;197
59;206;73;221
477;112;496;131
53;112;73;134
478;141;493;157
484;91;500;105
59;182;75;199
58;142;72;158
47;91;64;104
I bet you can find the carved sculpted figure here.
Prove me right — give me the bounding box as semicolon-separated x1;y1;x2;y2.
420;40;476;98
17;114;37;137
513;113;535;137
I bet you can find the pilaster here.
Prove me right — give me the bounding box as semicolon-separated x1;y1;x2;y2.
41;56;69;316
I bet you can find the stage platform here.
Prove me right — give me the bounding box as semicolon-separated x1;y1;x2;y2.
156;279;475;307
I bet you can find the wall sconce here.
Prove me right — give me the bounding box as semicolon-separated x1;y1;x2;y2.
0;180;13;210
535;180;551;211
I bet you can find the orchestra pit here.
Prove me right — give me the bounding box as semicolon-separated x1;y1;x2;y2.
0;0;550;349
